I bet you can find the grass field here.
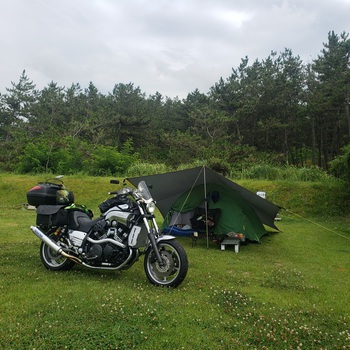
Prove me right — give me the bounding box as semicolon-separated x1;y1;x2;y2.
0;174;349;349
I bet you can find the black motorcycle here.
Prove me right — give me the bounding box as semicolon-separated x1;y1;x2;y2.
27;176;188;288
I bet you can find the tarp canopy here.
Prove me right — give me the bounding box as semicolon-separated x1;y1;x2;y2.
127;166;280;242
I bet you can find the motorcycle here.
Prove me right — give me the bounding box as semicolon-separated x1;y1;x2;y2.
27;176;188;288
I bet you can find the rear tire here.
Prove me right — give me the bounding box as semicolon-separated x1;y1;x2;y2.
40;233;75;271
144;240;188;288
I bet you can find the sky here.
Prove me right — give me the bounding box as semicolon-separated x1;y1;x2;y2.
1;0;350;99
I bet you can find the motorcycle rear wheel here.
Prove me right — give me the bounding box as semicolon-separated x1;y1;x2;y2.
144;240;188;288
40;233;75;271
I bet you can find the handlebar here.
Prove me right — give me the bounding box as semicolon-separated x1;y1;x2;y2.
108;191;119;195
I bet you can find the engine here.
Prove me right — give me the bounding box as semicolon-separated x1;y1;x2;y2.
84;223;130;266
87;242;123;263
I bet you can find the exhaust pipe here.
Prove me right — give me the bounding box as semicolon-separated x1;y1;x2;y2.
29;226;134;270
30;226;81;264
30;226;63;253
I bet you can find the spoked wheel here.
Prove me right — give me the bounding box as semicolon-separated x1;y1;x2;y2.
144;240;188;288
40;233;75;271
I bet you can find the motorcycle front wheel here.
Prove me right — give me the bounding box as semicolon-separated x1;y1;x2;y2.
144;240;188;288
40;233;75;271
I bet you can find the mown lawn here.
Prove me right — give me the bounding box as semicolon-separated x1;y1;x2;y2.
0;174;349;349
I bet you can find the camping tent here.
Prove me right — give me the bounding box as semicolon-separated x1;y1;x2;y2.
127;166;280;242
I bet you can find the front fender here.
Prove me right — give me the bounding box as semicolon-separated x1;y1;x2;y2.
156;235;176;243
144;234;176;260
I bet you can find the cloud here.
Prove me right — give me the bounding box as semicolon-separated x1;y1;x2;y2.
0;0;349;99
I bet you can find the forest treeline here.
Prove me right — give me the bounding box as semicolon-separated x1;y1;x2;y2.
1;31;350;178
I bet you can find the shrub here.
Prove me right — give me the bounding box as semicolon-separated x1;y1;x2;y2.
89;141;138;176
126;162;170;177
329;144;350;181
232;163;334;182
17;141;50;173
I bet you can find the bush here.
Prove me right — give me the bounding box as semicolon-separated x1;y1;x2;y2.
126;162;170;177
55;138;91;174
17;141;50;173
232;163;334;182
330;144;350;181
16;137;139;176
242;164;281;180
89;141;138;176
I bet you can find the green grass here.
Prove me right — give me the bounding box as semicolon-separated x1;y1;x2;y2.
0;174;350;349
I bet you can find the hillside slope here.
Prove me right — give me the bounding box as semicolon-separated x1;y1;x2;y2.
1;174;349;219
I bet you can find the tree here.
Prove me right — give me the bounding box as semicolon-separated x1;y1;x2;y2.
2;70;38;125
308;32;350;167
0;70;38;170
271;49;306;164
31;81;65;131
107;83;149;150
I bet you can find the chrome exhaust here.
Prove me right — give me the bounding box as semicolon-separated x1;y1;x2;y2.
30;226;63;253
30;226;81;264
30;226;134;270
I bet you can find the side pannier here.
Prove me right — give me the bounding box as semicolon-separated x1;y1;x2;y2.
36;205;68;228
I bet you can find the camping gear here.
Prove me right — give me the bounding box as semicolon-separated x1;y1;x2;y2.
127;166;280;245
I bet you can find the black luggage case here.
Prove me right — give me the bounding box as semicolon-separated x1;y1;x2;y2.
27;183;74;207
36;205;68;228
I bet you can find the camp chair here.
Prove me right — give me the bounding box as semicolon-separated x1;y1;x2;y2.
190;207;221;246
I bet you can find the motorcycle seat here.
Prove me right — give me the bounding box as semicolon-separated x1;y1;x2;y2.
78;217;104;233
69;210;103;232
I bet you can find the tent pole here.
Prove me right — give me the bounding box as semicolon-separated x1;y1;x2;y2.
203;166;209;249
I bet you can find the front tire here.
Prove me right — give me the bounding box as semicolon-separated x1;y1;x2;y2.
144;240;188;288
40;233;75;271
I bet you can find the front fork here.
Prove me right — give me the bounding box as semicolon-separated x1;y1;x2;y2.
141;210;174;266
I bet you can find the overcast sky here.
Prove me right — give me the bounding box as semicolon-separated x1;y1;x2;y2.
1;0;350;99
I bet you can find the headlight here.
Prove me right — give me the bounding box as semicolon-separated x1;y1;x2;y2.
146;201;156;213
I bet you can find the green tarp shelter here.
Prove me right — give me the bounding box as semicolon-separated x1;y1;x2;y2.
127;166;280;242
